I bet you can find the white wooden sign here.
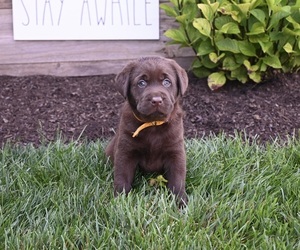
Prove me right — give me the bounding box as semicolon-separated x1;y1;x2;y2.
12;0;159;40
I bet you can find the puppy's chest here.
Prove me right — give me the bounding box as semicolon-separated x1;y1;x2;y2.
137;143;166;173
139;153;165;173
130;124;182;172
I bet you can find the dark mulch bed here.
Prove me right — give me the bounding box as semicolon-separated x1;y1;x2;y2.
0;72;299;146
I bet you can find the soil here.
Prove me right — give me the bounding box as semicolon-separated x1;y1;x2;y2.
0;72;299;146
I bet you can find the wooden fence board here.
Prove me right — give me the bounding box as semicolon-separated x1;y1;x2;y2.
0;1;195;76
0;0;11;9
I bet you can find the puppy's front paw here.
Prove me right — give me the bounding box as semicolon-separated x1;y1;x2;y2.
178;195;188;209
114;182;132;197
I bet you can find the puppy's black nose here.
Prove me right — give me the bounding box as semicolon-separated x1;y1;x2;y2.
151;96;163;106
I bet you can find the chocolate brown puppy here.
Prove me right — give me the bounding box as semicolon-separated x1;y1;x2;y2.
105;57;188;206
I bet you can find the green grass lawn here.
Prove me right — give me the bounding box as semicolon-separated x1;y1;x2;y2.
1;134;299;249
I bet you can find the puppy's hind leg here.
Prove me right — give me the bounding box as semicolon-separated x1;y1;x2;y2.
105;137;116;162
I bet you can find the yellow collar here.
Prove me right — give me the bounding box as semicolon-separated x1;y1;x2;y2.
132;112;166;138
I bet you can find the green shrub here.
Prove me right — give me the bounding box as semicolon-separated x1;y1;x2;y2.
161;0;300;89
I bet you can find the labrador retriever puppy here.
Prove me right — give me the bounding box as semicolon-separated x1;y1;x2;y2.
105;57;188;207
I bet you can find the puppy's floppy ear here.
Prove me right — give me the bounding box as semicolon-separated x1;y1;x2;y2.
169;59;189;96
115;61;136;98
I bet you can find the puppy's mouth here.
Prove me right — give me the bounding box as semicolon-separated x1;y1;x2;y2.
140;111;168;122
135;95;174;122
148;110;168;120
136;109;169;122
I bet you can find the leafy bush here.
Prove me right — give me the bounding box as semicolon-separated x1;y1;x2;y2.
161;0;300;89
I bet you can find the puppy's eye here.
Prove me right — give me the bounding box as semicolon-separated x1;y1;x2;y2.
162;79;172;88
137;80;147;88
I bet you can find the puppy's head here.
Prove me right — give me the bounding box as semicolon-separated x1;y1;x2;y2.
115;57;188;122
